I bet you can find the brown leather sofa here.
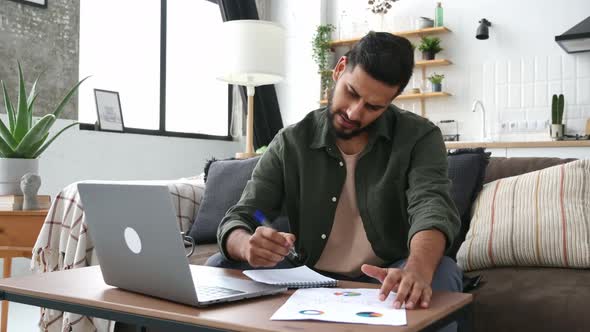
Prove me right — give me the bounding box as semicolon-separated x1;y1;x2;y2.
189;156;588;332
464;157;590;332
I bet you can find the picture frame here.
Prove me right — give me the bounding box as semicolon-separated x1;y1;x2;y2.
94;89;124;132
8;0;47;9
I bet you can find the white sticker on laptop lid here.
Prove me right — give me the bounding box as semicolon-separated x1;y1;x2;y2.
124;227;142;254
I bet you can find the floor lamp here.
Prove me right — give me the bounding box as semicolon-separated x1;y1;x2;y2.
217;20;285;159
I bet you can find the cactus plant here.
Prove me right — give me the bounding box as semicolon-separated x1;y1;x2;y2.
0;62;88;159
551;94;564;124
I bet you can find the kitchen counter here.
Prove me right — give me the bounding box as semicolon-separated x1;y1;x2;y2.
445;140;590;149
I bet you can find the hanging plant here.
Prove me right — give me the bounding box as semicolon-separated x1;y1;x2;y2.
311;24;336;94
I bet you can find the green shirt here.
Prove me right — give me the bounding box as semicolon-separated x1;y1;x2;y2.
217;105;460;266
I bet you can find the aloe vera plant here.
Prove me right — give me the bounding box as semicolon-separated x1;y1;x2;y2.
0;62;88;159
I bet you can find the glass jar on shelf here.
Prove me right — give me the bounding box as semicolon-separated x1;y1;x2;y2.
351;16;370;38
338;10;350;40
396;16;412;32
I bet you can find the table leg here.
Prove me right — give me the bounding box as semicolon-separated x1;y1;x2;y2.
1;257;12;332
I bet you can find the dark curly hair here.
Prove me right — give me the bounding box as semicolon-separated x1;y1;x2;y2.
345;31;414;95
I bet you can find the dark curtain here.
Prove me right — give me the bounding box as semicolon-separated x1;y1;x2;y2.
217;0;284;149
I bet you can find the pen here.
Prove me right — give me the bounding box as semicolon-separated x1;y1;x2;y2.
253;210;299;259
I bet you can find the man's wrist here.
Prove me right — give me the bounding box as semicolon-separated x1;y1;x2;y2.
405;229;446;284
226;228;251;261
404;257;436;284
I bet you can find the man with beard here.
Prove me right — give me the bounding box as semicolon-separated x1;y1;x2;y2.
207;32;461;318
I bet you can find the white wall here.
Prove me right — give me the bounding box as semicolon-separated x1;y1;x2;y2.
2;115;241;197
269;0;326;125
278;0;590;144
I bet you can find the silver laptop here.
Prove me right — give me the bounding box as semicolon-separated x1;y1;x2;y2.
77;182;287;307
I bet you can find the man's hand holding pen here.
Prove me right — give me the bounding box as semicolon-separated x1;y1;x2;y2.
225;210;298;267
242;226;296;267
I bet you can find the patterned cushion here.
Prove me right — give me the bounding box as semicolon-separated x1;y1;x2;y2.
457;159;590;271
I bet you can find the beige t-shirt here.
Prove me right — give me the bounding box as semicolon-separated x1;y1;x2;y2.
314;149;385;277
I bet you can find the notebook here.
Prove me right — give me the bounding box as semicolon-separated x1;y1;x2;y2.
243;266;337;288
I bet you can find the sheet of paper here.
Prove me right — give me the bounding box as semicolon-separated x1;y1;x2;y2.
271;288;407;326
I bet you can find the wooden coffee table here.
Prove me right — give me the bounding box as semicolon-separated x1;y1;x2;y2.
0;210;48;332
0;265;472;331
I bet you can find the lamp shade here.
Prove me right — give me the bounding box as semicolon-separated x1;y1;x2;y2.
217;20;285;86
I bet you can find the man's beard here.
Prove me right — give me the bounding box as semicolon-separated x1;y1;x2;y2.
326;91;367;140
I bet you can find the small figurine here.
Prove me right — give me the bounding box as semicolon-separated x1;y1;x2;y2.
20;173;41;210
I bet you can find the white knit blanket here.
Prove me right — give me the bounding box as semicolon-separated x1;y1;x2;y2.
31;178;205;332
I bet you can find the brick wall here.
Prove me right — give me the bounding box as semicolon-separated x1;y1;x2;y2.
0;0;79;120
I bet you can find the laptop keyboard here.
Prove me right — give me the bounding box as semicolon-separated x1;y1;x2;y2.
197;285;244;298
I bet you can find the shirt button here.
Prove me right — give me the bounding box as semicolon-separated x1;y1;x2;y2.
339;161;344;167
321;234;327;239
331;196;337;202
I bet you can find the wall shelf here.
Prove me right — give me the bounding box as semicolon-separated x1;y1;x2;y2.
415;59;452;67
396;91;451;100
319;92;451;106
326;59;451;72
330;27;451;48
396;92;452;117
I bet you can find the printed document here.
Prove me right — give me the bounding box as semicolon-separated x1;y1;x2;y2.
271;288;407;326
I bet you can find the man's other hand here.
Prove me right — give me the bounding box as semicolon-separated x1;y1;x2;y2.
361;264;433;310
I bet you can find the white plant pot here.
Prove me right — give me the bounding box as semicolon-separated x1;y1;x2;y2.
550;124;565;141
0;158;39;195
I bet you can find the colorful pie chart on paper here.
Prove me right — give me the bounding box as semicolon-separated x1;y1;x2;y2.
334;291;361;297
299;310;324;315
356;311;383;318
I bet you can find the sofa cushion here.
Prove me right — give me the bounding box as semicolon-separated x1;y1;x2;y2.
188;157;261;244
446;148;490;259
465;267;590;332
457;159;590;271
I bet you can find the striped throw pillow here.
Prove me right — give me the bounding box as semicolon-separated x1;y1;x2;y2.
457;159;590;271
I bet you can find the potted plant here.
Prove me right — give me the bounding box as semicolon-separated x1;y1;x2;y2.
550;94;565;140
0;62;88;195
312;24;336;100
418;36;443;60
427;73;445;92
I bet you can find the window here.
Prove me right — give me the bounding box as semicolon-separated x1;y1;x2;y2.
78;0;231;139
166;0;229;135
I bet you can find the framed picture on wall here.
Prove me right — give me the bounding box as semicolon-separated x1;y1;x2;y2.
94;89;124;132
8;0;47;9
